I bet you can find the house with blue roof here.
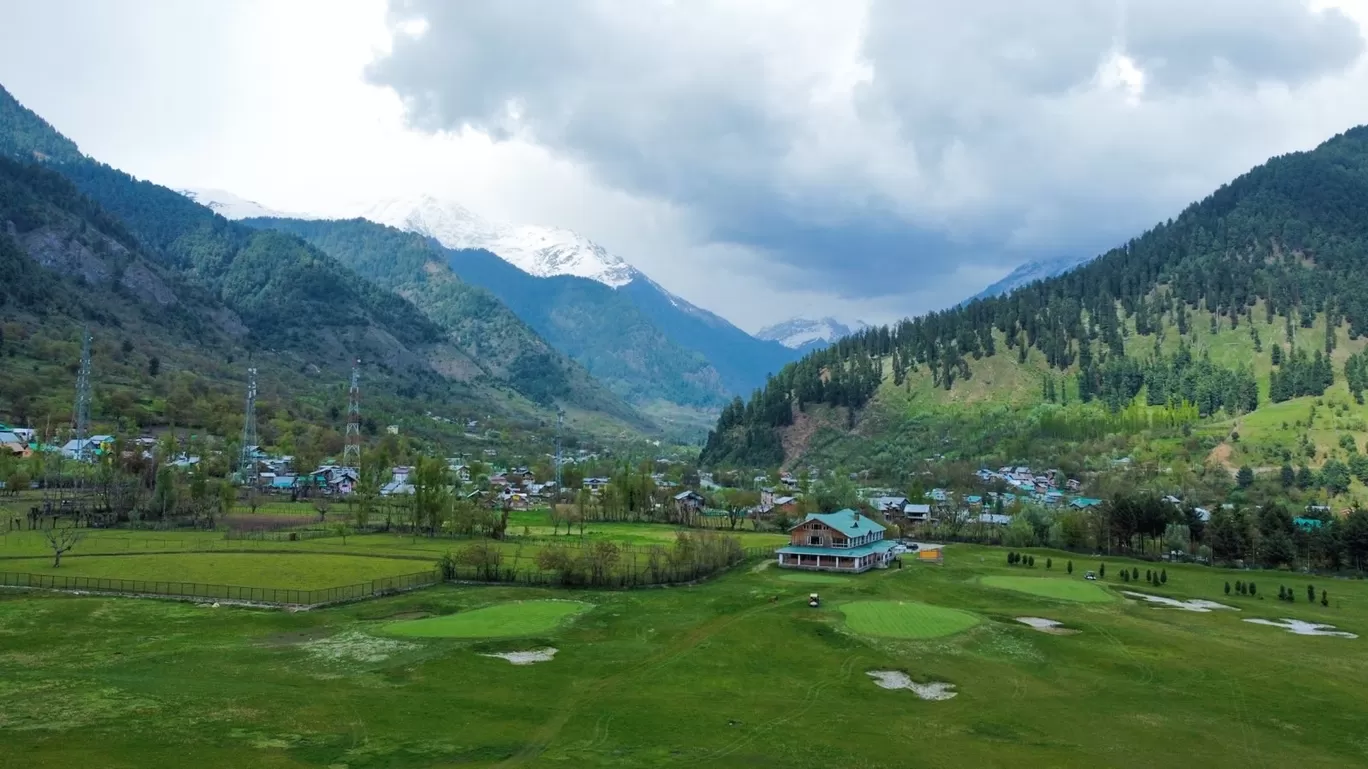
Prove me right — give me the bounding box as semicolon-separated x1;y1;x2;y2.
1070;497;1103;509
776;509;899;573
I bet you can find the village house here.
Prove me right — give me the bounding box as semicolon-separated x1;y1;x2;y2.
902;503;933;523
673;489;705;516
776;510;899;573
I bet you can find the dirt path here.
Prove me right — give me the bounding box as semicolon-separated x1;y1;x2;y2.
494;597;799;767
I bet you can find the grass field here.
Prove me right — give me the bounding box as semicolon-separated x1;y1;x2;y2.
840;599;982;638
776;572;850;584
4;542;1368;767
384;600;589;638
979;574;1115;603
0;552;426;589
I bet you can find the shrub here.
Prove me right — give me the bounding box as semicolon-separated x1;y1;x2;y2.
1099;563;1106;578
1322;589;1329;607
1224;582;1231;595
1046;558;1052;570
437;551;458;581
1308;584;1316;603
1248;582;1256;596
1160;569;1167;584
1132;567;1140;580
1027;555;1035;567
1067;561;1073;575
1146;569;1152;582
1278;586;1286;600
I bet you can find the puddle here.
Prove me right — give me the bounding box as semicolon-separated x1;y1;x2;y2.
1243;618;1357;638
480;647;559;665
1122;591;1238;613
867;671;958;700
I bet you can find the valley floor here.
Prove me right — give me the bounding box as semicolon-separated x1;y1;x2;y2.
3;541;1367;768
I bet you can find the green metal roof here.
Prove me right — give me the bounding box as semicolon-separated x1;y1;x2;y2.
791;509;886;538
777;540;899;558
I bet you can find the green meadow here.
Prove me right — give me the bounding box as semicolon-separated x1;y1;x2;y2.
3;540;1367;768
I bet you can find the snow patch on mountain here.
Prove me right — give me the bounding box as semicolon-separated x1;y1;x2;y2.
756;317;867;351
965;254;1095;303
355;195;639;288
177;188;296;220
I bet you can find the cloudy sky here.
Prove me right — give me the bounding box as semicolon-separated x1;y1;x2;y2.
3;1;1368;331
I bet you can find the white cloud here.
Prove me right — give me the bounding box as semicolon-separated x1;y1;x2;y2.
3;0;1368;331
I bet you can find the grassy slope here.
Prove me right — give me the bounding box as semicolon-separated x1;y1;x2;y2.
801;301;1368;479
3;543;1366;767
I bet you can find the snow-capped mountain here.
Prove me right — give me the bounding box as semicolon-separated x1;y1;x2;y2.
964;254;1095;303
756;317;868;353
355;195;639;288
177;187;294;220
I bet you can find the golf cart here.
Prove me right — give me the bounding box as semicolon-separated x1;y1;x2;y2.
808;593;821;608
1084;571;1098;581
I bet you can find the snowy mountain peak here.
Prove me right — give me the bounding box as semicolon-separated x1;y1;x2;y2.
177;188;294;220
356;195;638;288
756;317;867;351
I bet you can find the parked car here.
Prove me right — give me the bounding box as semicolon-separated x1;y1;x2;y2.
1084;571;1098;581
890;544;908;555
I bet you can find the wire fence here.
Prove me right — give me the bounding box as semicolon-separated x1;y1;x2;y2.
0;569;440;607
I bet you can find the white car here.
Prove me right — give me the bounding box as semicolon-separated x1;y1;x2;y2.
890;544;908;555
1084;571;1098;581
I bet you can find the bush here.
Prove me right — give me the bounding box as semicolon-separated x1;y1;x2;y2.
1322;589;1329;607
1132;567;1139;580
1046;558;1052;570
1146;569;1152;582
1160;569;1167;584
1099;563;1106;578
1067;561;1073;574
1027;555;1035;567
1224;581;1231;595
1307;584;1316;603
437;551;458;581
1248;582;1256;596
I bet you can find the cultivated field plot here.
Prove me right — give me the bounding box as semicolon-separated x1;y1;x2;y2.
3;544;1368;768
0;552;425;590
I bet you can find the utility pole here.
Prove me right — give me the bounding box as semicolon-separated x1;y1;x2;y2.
237;367;258;485
344;359;361;470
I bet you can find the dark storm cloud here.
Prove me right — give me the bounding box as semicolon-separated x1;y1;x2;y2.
369;0;1365;301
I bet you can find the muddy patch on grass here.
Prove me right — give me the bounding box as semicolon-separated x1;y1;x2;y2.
302;630;418;664
256;627;334;647
480;647;558;665
383;611;433;622
866;671;958;700
1243;618;1358;638
1122;591;1238;613
1014;617;1079;635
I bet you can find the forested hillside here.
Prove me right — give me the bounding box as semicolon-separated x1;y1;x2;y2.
0;82;653;448
703;124;1368;469
242;217;652;431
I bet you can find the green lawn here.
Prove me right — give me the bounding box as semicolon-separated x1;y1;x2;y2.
4;543;1368;767
384;600;590;638
0;552;426;589
979;574;1115;603
776;572;850;584
840;599;982;639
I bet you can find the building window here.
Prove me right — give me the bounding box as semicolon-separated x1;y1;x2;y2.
809;535;821;546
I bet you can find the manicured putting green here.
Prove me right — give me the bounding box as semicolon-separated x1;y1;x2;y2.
384;600;590;638
778;572;850;584
980;576;1113;603
841;600;981;639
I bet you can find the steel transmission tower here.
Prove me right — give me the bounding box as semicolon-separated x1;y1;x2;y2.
237;367;258;484
343;359;361;469
554;410;563;497
72;328;93;461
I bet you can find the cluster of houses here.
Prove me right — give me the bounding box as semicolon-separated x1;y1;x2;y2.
861;466;1103;528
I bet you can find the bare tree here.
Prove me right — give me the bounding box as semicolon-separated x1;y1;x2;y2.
42;523;85;568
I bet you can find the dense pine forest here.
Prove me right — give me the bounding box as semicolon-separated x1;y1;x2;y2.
703;125;1368;468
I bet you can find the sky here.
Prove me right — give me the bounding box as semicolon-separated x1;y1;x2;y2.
2;0;1368;332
